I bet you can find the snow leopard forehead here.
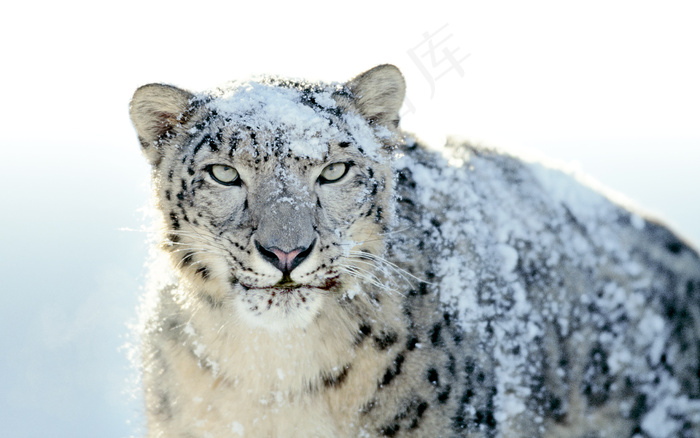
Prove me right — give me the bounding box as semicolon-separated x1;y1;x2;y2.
130;65;406;167
188;77;396;162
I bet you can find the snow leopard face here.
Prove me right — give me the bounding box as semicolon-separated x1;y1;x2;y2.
130;66;406;330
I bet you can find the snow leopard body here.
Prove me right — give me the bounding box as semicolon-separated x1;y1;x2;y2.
129;65;700;437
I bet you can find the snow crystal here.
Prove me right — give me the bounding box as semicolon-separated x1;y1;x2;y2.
631;213;646;230
193;343;205;358
493;392;526;422
639;311;667;366
495;243;518;276
184;322;196;336
344;284;361;300
205;358;220;377
230;422;245;436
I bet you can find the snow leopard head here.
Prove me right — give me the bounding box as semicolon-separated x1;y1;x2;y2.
130;65;405;330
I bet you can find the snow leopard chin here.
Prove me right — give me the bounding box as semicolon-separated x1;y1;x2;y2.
232;283;329;330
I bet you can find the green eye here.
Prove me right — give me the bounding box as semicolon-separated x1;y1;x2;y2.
319;162;349;184
209;164;240;186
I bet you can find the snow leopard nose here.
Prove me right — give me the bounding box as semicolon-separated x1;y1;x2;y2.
255;240;315;275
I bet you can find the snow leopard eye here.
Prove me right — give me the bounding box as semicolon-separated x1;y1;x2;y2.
208;164;240;186
319;162;349;184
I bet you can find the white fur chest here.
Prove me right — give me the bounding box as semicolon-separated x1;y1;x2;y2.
144;284;397;438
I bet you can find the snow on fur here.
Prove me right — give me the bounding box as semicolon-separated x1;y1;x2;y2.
131;66;700;437
393;137;700;434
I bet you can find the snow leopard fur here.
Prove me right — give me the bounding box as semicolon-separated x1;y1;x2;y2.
129;65;700;437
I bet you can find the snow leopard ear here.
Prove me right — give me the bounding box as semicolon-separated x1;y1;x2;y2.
347;64;406;128
129;84;194;165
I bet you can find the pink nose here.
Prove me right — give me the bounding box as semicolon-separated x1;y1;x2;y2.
255;240;315;275
270;248;303;273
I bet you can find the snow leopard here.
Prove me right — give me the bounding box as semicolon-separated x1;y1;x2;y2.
129;64;700;437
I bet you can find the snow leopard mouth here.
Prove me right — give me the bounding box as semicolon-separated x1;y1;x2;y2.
236;276;340;293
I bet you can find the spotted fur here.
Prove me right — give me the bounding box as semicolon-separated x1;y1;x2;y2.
130;65;700;437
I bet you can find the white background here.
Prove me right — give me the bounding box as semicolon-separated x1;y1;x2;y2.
1;1;698;436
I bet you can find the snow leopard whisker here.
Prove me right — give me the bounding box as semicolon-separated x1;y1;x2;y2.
337;237;385;247
347;250;429;284
169;248;220;262
172;250;217;271
166;242;227;259
342;262;407;296
338;264;404;295
174;223;230;243
338;265;386;291
377;227;411;237
169;245;217;255
335;228;410;247
166;230;232;254
346;257;404;283
343;253;411;286
166;229;230;253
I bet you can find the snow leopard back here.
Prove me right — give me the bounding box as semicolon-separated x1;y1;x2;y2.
130;65;700;437
391;139;700;437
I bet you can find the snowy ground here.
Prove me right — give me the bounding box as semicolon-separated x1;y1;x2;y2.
1;1;697;437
